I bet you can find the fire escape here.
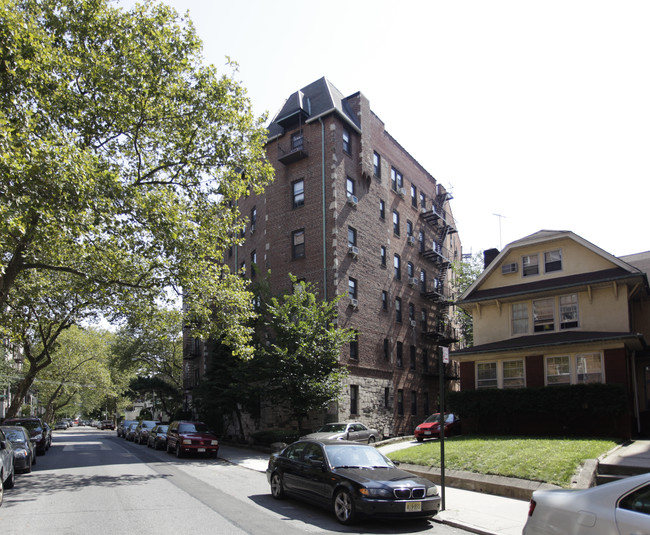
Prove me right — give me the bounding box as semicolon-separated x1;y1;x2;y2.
419;187;459;379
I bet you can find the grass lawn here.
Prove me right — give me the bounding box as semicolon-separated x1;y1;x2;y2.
387;436;620;487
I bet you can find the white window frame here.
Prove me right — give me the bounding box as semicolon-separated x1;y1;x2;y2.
544;249;562;273
533;297;555;332
522;254;539;277
545;353;604;386
511;303;529;335
559;294;579;330
476;362;498;389
477;360;525;389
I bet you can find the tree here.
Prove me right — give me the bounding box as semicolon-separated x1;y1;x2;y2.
0;0;273;416
451;252;485;347
258;276;354;432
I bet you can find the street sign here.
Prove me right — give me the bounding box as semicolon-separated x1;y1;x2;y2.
442;347;449;364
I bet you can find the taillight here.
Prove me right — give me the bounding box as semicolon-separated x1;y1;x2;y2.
527;499;537;517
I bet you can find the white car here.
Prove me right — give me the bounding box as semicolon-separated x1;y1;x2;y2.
523;472;650;534
301;422;381;444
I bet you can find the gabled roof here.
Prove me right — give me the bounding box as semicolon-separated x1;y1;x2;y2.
459;230;646;304
267;77;360;140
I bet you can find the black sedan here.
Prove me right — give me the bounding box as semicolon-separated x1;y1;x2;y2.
266;439;441;524
147;425;169;450
0;426;35;473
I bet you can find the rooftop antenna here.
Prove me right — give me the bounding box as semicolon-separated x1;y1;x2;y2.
493;213;506;249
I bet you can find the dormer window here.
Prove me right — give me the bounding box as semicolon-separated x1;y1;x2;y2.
522;254;539;277
545;249;562;273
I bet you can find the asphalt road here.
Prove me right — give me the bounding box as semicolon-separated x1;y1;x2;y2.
0;427;467;535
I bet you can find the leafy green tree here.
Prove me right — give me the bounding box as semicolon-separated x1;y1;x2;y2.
0;0;273;416
451;252;484;347
258;276;354;432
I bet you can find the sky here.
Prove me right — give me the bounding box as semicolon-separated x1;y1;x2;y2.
122;0;650;258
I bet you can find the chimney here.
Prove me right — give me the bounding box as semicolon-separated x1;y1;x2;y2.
484;248;499;269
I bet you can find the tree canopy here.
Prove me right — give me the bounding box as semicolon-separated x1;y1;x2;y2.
0;0;273;416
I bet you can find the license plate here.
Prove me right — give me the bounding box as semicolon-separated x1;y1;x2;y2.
405;502;422;512
424;431;431;435
197;448;205;452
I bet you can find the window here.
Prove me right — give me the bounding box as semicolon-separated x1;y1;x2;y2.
397;389;404;415
395;297;402;323
411;391;417;415
348;277;357;300
396;342;403;367
292;229;305;259
503;360;525;388
407;262;414;279
393;254;401;280
292;179;304;208
560;294;578;329
383;338;390;360
291;130;304;150
391;167;403;191
343;129;351;154
346;176;355;197
240;261;246;277
350;332;359;360
477;362;498;389
410;345;416;369
406;219;413;238
393;210;400;235
420;270;427;293
545;249;562;272
350;385;358;414
250;206;257;233
382;290;388;311
576;353;602;383
419;192;426;209
618;482;650;515
512;303;529;335
380;246;387;267
546;356;570;385
522;254;539;276
379;199;385;219
250;250;257;277
347;226;357;247
411;185;417;207
533;298;555;332
418;230;425;252
408;302;415;322
373;151;381;178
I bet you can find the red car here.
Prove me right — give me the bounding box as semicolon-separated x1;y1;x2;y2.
165;420;218;458
414;413;461;442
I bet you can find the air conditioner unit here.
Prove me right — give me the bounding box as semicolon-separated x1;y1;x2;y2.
398;187;406;197
349;298;358;308
347;194;358;207
501;262;518;274
348;245;359;256
408;277;418;286
420;207;428;214
410;320;417;327
407;236;415;245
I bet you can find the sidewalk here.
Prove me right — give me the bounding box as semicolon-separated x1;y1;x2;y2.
218;442;529;535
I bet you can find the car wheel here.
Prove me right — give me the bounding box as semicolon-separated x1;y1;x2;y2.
270;472;285;499
166;441;172;454
333;489;356;524
4;467;14;490
175;443;183;458
416;437;424;442
368;436;375;444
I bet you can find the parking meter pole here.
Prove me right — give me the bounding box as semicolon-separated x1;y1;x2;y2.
439;346;446;511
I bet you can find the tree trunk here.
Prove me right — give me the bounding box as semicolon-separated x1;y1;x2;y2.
5;371;37;419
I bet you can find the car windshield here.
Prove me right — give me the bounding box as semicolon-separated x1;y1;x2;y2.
7;420;41;432
3;430;26;442
316;424;347;433
325;445;395;469
179;423;209;433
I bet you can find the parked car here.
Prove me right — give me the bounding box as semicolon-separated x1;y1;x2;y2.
133;420;158;445
301;422;381;444
523;472;650;534
147;425;169;450
166;420;219;458
54;421;68;430
0;427;16;506
0;426;35;474
414;413;461;442
100;420;115;430
117;420;137;438
2;417;49;455
124;422;138;441
267;439;441;524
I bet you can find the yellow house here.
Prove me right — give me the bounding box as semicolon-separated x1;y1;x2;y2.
452;230;650;437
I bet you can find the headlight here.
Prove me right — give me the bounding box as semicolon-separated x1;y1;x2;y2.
426;486;439;497
415;426;421;431
359;487;393;498
182;439;192;445
14;450;28;457
210;440;218;445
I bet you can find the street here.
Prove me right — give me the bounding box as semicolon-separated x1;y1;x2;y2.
0;428;468;535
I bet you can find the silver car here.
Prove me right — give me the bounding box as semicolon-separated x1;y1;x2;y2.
523;472;650;534
0;427;16;506
301;422;381;444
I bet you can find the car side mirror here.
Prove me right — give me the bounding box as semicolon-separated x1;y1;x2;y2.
309;459;325;470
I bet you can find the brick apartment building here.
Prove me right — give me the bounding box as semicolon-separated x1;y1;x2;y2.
185;77;462;438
